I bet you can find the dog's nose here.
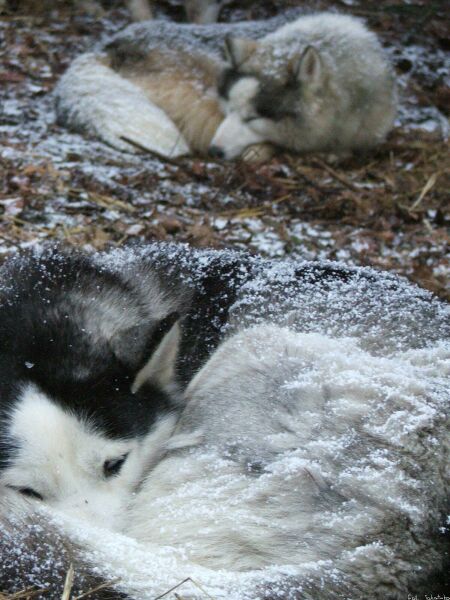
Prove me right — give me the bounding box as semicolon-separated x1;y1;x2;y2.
208;146;225;159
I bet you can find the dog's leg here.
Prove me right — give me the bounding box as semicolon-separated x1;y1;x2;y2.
127;0;153;21
242;143;276;163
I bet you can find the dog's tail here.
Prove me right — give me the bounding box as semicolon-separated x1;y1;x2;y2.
54;53;190;159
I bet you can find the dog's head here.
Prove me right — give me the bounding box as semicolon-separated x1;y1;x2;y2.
0;249;182;528
210;36;326;159
0;319;181;529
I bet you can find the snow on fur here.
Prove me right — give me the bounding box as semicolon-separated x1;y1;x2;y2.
54;10;397;158
56;53;189;158
0;244;448;599
54;13;298;156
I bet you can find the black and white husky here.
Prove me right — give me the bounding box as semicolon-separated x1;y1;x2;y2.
0;244;448;598
0;243;253;526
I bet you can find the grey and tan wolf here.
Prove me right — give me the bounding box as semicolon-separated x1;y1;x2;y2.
0;244;448;598
56;11;396;161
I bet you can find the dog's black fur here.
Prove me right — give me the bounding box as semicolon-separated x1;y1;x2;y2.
0;248;180;455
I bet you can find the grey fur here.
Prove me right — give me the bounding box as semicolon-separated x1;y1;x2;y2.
125;325;449;597
55;11;396;159
2;324;447;598
212;13;397;158
52;10;312;158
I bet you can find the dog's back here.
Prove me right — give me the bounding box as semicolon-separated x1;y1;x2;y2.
123;324;449;596
55;11;302;156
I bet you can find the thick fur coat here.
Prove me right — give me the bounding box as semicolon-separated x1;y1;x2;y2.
0;244;448;598
55;11;396;160
212;13;397;158
55;13;296;157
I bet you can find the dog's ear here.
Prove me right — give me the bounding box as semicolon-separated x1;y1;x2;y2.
110;312;181;391
131;316;181;393
224;35;258;68
292;46;323;90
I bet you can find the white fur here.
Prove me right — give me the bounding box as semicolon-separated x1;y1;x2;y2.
211;112;266;158
56;12;396;160
0;386;176;529
1;325;448;597
56;53;189;158
211;77;268;156
122;326;449;593
215;13;397;158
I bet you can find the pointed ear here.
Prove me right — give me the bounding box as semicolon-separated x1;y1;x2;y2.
110;311;179;368
293;46;323;89
224;35;258;67
131;318;181;394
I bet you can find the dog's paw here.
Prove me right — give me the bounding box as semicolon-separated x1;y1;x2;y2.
241;143;276;163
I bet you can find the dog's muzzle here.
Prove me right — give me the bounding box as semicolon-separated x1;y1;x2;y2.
208;146;225;159
209;113;266;160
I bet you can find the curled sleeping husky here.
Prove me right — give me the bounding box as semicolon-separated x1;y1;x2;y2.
0;244;448;598
0;243;251;530
55;11;396;160
1;328;449;598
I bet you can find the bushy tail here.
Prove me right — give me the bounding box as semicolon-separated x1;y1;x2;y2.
1;504;447;600
55;53;189;159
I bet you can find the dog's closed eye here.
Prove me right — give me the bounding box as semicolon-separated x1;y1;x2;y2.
8;486;44;501
103;454;128;478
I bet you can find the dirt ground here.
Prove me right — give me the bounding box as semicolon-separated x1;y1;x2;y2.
0;0;449;299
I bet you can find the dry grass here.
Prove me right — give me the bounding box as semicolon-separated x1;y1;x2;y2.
0;563;121;600
0;589;49;599
1;132;447;298
0;570;213;600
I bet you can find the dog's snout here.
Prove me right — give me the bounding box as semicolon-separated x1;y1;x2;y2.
208;146;225;160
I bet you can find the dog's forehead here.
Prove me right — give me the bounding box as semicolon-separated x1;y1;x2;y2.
11;385;88;449
228;76;260;108
7;385;126;464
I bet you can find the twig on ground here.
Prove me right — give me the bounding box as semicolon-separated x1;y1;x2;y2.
72;578;121;599
61;563;74;600
154;577;216;600
312;158;359;192
0;587;49;599
410;172;439;210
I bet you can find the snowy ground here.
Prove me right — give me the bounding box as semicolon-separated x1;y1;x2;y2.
0;0;448;302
